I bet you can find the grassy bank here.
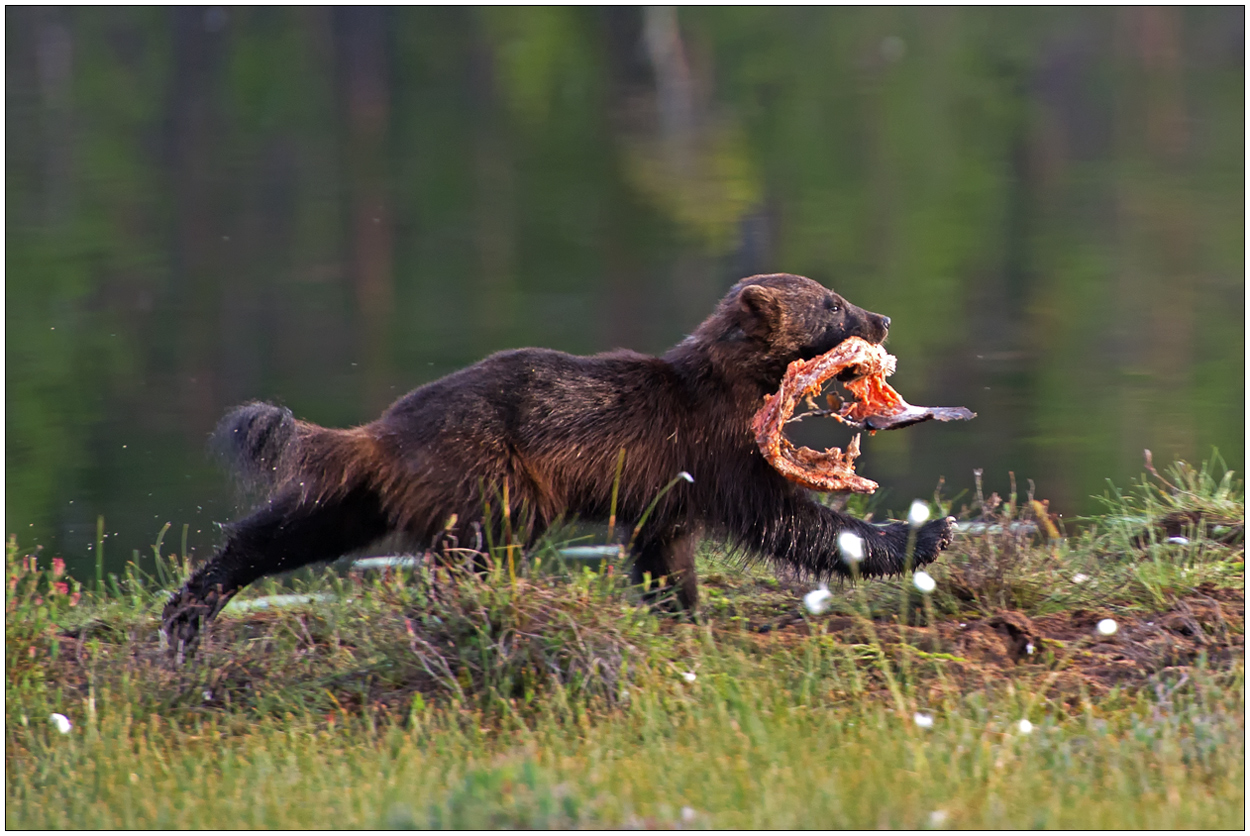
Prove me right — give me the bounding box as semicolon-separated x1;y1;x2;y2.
6;459;1245;828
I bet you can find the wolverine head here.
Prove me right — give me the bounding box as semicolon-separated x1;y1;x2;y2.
728;273;890;357
693;273;889;388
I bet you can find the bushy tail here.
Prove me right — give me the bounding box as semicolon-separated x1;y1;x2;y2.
210;401;302;494
211;401;380;504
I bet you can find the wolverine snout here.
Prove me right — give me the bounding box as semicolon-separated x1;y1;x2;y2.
855;309;891;345
873;313;891;342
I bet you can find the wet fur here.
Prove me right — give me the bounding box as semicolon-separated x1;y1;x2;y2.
163;274;956;656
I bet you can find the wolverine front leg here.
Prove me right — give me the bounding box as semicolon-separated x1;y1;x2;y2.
739;495;957;580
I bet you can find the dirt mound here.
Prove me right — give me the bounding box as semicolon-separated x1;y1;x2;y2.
730;579;1243;698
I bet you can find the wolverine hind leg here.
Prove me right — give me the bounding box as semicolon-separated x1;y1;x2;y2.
162;487;390;661
630;524;702;618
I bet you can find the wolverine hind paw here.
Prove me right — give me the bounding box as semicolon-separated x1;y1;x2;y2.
160;585;232;663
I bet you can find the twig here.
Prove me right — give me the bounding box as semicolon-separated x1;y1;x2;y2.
405;623;466;702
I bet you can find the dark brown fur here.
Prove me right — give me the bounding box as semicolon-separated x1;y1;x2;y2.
162;274;956;655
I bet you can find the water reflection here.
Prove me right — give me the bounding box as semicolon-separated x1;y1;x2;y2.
6;7;1244;576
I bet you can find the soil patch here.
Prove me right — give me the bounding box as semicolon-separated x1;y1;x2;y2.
720;576;1243;698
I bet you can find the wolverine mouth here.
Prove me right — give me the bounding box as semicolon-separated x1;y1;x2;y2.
752;337;975;493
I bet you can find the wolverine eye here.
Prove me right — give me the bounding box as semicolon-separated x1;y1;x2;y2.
825;298;840;313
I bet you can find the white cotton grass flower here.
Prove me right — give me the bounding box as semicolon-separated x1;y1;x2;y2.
1072;573;1089;584
913;712;934;729
803;584;833;615
912;570;936;594
928;810;949;828
838;531;865;564
49;713;72;734
677;471;694;484
908;499;931;528
1025;642;1035;655
1166;536;1189;545
1097;618;1118;636
680;806;697;824
682;671;697;683
1017;718;1034;735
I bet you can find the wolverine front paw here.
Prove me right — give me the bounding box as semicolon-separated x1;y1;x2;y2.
869;516;956;574
913;516;957;566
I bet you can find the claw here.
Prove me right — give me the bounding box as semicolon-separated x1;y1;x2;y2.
160;582;235;664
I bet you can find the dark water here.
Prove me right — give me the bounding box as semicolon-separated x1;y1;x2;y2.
7;8;1245;577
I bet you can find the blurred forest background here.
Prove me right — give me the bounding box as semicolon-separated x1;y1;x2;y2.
6;7;1244;577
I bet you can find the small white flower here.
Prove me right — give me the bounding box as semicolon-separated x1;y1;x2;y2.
928;809;948;827
203;689;213;702
908;499;931;528
1025;642;1035;655
680;806;696;823
1072;573;1090;584
912;570;936;594
677;471;694;484
49;713;72;734
1017;718;1034;735
803;585;833;615
682;671;697;683
913;712;934;729
1097;618;1118;636
838;531;865;564
1166;536;1189;545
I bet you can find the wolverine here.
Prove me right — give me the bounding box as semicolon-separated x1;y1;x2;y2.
162;273;956;654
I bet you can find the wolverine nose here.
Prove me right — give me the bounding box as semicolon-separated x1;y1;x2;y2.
881;315;891;330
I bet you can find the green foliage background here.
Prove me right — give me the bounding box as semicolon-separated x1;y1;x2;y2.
6;8;1244;575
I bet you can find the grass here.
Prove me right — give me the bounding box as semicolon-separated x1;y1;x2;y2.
6;457;1245;828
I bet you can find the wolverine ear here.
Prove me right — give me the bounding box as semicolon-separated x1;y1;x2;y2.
736;285;783;338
